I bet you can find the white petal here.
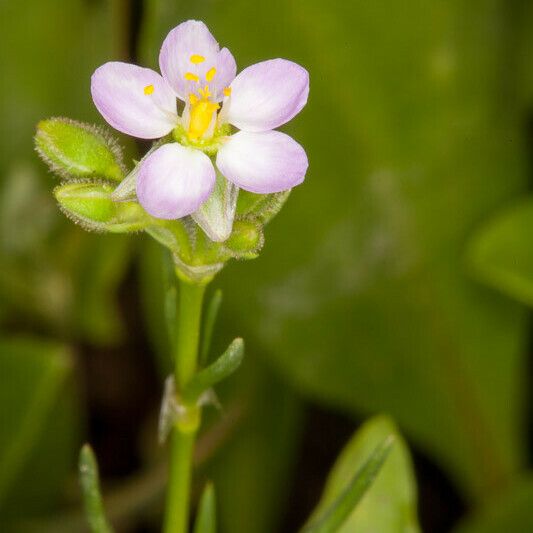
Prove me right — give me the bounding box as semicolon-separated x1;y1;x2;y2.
224;59;309;132
137;143;215;219
216;130;308;194
91;62;177;139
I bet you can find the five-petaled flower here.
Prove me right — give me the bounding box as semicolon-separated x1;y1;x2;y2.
91;20;309;221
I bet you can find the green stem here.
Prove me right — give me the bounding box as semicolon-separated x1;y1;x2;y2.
163;280;206;533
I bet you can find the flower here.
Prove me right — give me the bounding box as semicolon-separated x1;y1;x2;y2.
91;20;309;222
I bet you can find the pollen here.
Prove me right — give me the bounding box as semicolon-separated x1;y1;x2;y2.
189;93;199;105
223;87;232;97
144;84;154;95
190;54;205;64
185;72;200;82
206;67;216;82
198;85;212;99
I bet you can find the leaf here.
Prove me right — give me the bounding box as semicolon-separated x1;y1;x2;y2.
35;118;125;182
302;437;394;533
207;0;531;500
183;338;244;403
467;198;533;307
0;337;78;520
193;482;217;533
303;416;420;533
79;445;114;533
454;476;533;533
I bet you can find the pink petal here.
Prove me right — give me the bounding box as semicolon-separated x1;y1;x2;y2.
137;143;215;219
91;62;177;139
159;20;234;102
216;130;308;194
224;59;309;132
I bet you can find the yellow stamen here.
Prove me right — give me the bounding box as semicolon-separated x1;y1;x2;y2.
190;54;205;64
184;72;199;82
223;87;232;97
144;84;154;95
206;67;216;82
188;100;220;140
198;85;211;99
189;93;199;105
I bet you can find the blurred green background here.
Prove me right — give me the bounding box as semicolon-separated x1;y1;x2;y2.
1;0;533;531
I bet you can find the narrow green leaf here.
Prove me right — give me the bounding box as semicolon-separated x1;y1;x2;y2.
200;289;223;365
193;482;217;533
183;338;244;403
79;444;114;533
35;118;125;182
301;435;394;533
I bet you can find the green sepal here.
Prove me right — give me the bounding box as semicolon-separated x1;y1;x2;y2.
223;219;264;259
54;181;147;233
193;482;217;533
236;189;291;224
300;436;394;533
35;118;125;182
182;338;244;404
79;444;114;533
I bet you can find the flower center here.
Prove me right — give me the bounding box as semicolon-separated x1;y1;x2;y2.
182;54;231;141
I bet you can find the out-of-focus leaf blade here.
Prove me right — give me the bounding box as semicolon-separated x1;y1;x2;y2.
79;445;114;533
303;416;420;533
193;482;217;533
467;198;533;306
302;435;394;533
0;338;77;518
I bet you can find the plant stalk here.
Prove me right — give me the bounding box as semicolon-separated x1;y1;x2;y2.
163;279;206;533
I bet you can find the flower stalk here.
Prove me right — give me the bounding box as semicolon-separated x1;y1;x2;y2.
164;278;206;533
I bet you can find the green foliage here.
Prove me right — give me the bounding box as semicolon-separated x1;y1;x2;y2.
79;445;114;533
304;416;420;533
193;482;217;533
183;338;244;403
35;118;125;182
204;0;532;501
0;338;78;521
467;197;533;306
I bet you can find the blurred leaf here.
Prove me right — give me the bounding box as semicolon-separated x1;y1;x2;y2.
79;445;114;533
0;337;78;521
203;357;304;533
304;416;419;533
454;476;533;533
193;482;217;533
191;0;532;500
467;198;533;307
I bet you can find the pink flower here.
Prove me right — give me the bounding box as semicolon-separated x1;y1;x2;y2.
91;20;309;221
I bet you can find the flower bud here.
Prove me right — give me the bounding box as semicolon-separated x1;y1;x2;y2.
224;219;264;259
236;189;291;224
35;118;125;182
54;181;147;232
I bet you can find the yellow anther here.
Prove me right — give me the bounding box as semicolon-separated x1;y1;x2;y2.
223;87;232;97
198;85;212;99
190;54;205;64
144;84;154;95
189;93;199;105
206;67;216;82
184;72;199;82
188;100;220;140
